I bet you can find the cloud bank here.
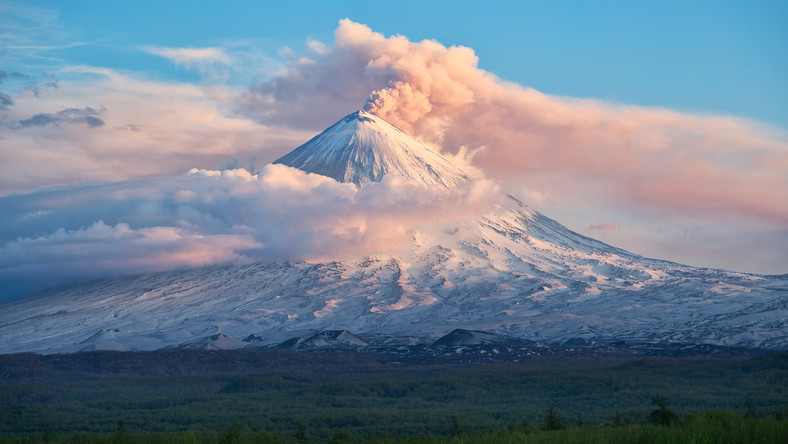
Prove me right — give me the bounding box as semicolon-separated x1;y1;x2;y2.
0;67;309;194
237;19;788;273
240;19;788;227
0;166;500;300
1;18;786;280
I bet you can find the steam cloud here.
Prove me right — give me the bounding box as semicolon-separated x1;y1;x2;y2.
241;19;788;227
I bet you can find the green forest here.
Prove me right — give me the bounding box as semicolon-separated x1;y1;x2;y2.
2;411;786;443
1;352;786;443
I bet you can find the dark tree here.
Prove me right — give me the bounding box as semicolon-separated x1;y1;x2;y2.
450;415;462;437
219;422;241;444
648;395;679;426
295;423;307;443
115;420;127;436
542;406;565;430
112;420;130;444
744;400;758;420
612;410;624;427
517;419;533;434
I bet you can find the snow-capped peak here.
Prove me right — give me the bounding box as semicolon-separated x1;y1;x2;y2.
274;109;469;187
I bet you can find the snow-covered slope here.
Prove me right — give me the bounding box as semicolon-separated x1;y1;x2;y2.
1;193;784;353
277;330;370;350
274;110;468;187
0;111;786;354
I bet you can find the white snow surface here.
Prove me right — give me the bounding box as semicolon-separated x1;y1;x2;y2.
1;110;786;354
2;195;785;353
273;110;468;187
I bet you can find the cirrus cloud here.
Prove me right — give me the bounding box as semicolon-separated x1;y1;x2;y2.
142;46;232;67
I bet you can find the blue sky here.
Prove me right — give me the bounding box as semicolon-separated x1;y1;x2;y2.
6;0;786;127
1;0;787;299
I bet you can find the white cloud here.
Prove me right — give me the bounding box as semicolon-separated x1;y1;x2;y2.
2;17;786;279
238;19;788;228
306;39;328;55
0;165;500;300
143;46;231;67
235;19;788;274
0;66;310;194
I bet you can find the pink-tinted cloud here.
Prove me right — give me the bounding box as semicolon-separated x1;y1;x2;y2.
232;19;787;273
589;222;620;231
2;19;786;277
0;165;500;299
240;19;788;228
0;67;310;194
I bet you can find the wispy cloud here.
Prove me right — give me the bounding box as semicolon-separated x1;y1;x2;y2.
0;1;60;46
0;1;78;73
589;222;620;231
0;93;12;110
13;106;105;128
143;46;231;67
140;43;282;85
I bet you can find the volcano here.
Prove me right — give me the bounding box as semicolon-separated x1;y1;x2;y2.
0;110;785;354
274;109;468;187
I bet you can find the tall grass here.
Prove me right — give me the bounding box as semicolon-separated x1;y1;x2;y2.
1;410;786;443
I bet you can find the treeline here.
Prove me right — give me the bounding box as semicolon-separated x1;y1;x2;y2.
1;406;787;443
0;349;390;381
2;354;786;440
